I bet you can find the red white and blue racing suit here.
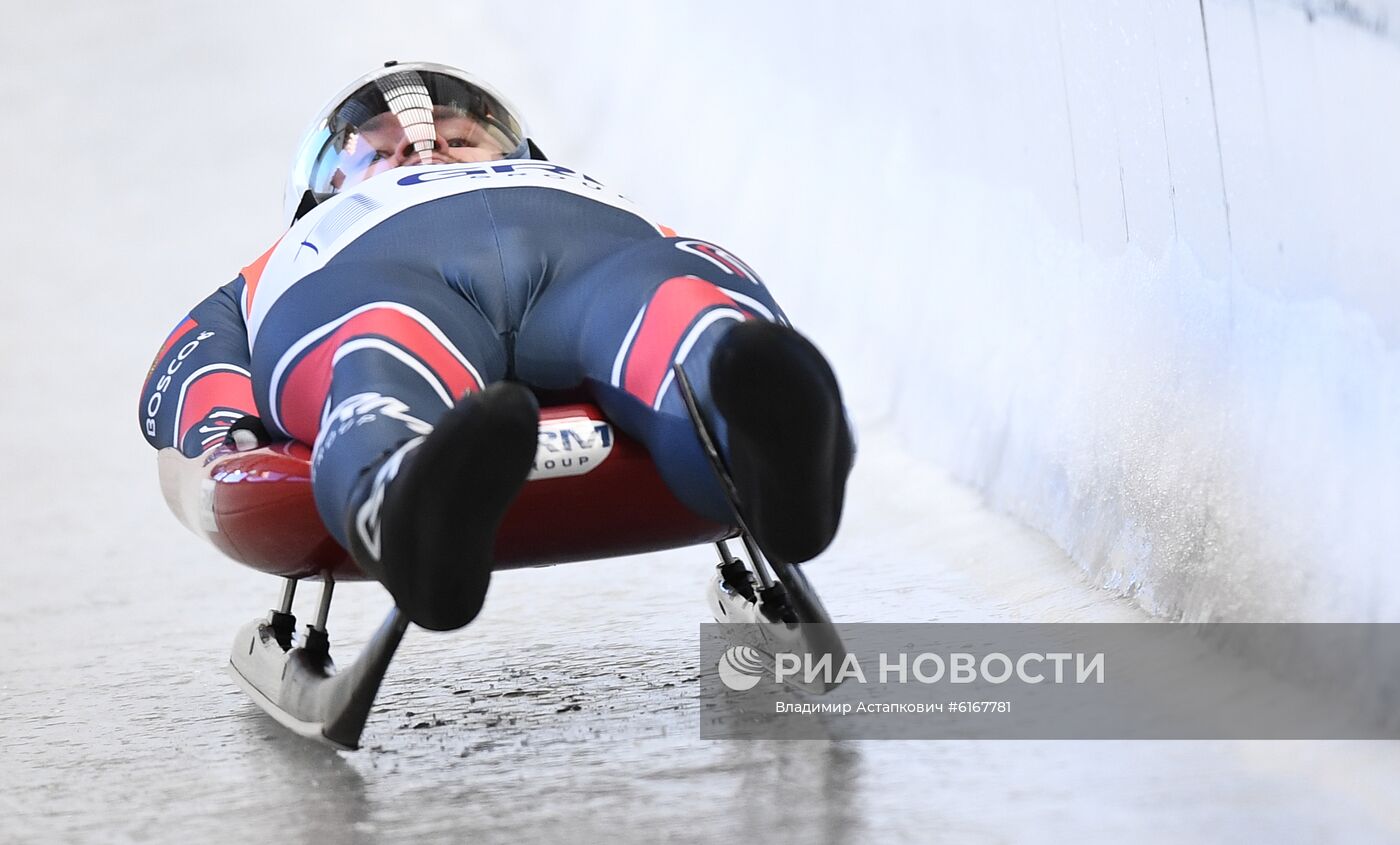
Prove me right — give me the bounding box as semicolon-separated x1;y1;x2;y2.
138;160;788;547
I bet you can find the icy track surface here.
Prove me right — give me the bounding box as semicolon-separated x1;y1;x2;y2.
5;437;1400;843
4;1;1400;842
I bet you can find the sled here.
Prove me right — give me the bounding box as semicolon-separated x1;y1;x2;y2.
158;370;844;749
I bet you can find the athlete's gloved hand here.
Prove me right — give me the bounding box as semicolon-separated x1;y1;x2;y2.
224;415;272;451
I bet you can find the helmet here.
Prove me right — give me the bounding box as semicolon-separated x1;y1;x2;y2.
284;60;542;223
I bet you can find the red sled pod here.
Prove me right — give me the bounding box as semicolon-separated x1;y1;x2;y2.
157;402;735;580
158;374;842;750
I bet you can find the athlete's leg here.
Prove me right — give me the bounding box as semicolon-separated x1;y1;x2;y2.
515;237;853;563
250;259;537;629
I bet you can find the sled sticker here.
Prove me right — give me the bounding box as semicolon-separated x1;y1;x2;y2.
529;416;614;480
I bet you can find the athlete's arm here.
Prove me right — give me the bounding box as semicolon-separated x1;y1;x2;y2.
138;278;259;456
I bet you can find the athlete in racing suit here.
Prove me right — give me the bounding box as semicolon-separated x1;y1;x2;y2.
138;62;853;631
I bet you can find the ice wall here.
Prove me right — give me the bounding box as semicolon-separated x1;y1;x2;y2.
895;0;1400;624
505;1;1400;623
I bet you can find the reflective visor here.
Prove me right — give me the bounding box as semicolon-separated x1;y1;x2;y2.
290;67;526;209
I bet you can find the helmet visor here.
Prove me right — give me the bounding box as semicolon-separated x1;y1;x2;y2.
296;68;525;200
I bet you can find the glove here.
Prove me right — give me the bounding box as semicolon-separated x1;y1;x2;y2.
224;415;273;451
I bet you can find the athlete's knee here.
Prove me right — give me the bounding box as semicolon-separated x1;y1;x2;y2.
265;304;487;443
610;275;783;411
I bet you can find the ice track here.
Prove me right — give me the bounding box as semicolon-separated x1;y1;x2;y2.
3;437;1400;842
5;1;1400;842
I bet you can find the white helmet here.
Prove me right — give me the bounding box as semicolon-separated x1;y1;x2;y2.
284;60;542;224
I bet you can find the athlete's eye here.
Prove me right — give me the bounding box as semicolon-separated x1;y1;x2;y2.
370;150;391;163
445;138;473;148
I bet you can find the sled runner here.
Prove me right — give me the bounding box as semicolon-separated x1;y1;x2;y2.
158;371;844;749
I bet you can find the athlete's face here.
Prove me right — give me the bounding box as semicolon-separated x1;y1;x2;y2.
337;109;511;187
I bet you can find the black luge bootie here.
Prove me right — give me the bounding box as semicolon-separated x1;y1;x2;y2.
348;382;540;631
708;321;853;564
